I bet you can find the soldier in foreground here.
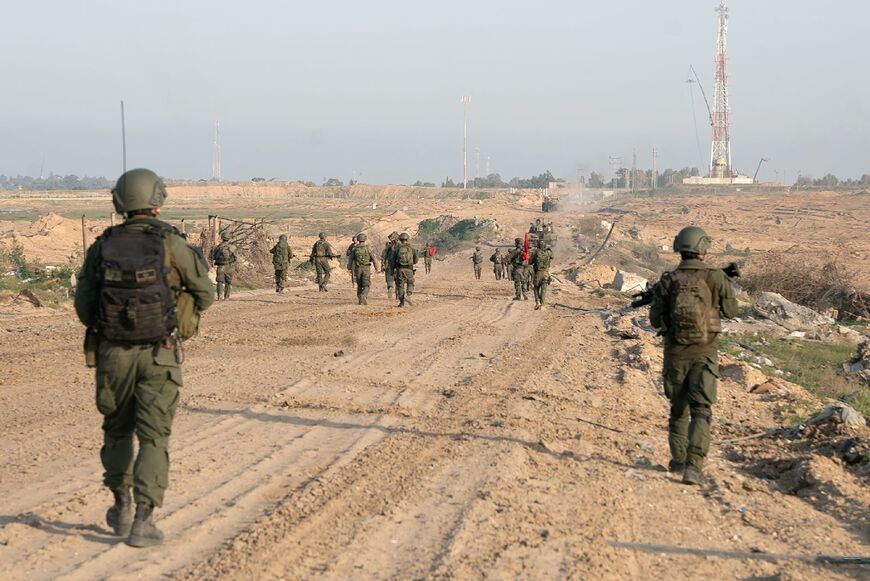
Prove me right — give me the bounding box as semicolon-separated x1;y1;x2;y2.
650;226;738;485
348;233;379;304
390;232;418;307
382;231;399;297
471;246;483;280
346;235;358;289
270;234;293;293
211;230;237;300
508;237;529;301
74;169;215;547
530;240;553;309
309;232;339;292
490;248;505;280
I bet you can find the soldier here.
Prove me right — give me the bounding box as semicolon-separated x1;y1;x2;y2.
309;232;339;292
490;248;505;280
346;235;358;289
211;230;237;300
74;168;215;547
508;237;529;301
530;240;553;310
423;241;435;274
650;226;739;486
382;231;399;297
349;233;379;304
270;234;293;293
390;232;418;307
471;246;483;280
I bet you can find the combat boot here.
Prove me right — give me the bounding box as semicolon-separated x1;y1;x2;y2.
682;465;705;486
667;460;686;473
126;502;164;548
106;487;133;537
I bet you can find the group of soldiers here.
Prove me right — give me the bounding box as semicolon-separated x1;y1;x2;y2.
75;168;735;552
529;218;554;234
482;238;553;309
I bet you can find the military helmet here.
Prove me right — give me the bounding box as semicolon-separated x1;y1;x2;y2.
673;226;712;255
279;234;287;241
111;168;167;214
514;237;522;245
357;232;367;242
221;230;231;241
389;231;399;241
537;240;545;248
318;232;326;239
398;232;409;241
475;246;481;250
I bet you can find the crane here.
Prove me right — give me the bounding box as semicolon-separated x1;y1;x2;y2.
752;157;769;183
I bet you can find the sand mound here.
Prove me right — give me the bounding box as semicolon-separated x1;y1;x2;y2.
1;213;99;265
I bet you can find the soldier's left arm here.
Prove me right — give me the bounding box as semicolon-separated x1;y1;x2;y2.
649;275;669;330
712;270;739;319
169;234;216;312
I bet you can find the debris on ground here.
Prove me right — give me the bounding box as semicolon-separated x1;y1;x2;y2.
842;334;870;384
611;271;648;294
752;292;835;332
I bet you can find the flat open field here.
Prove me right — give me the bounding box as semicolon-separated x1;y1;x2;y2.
0;184;867;579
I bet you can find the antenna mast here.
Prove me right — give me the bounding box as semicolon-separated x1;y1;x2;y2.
212;121;222;181
710;0;731;178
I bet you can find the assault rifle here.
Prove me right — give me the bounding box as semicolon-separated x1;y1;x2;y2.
630;262;741;309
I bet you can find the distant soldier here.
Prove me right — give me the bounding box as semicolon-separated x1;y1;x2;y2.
390;232;418;307
535;218;543;232
423;242;436;274
508;237;529;301
346;235;359;288
211;231;237;300
270;234;293;293
650;226;739;486
529;221;537;234
471;246;483;280
382;231;399;297
309;232;339;292
490;248;505;280
349;233;379;304
75;168;214;547
530;240;553;310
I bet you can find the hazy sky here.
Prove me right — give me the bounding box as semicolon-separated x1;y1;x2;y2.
1;0;867;183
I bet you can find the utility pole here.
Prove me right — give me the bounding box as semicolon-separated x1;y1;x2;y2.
485;155;491;177
652;148;658;190
631;149;637;194
459;96;470;189
474;147;480;183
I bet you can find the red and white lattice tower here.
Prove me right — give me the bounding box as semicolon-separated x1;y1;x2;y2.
710;0;731;178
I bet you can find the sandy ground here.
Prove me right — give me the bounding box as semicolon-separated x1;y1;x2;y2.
0;185;868;579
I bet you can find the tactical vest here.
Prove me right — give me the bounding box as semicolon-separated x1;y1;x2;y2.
314;240;328;257
666;268;721;346
97;223;177;345
213;244;232;266
533;250;551;271
354;244;372;267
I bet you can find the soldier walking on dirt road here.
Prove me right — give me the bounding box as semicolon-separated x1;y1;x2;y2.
530;240;553;310
346;235;358;289
211;231;237;300
471;246;483;280
382;231;399;297
508;238;529;301
348;233;379;305
270;234;293;293
75;169;215;548
390;232;418;307
490;248;505;280
309;232;339;292
650;226;738;485
423;242;435;274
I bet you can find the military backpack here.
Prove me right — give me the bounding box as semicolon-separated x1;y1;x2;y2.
533;250;551;271
212;243;232;266
97;223;177;345
396;244;414;268
353;244;372;267
666;268;720;345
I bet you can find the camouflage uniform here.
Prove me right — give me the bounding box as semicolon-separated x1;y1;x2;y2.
211;236;237;300
490;249;505;280
390;234;418;307
349;236;379;304
423;244;434;274
530;242;553;309
382;233;399;297
309;234;339;292
508;240;529;301
346;237;358;288
650;251;738;482
472;248;483;280
270;235;293;293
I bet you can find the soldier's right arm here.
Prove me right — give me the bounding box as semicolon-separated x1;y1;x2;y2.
169;234;216;312
74;241;101;328
649;274;669;329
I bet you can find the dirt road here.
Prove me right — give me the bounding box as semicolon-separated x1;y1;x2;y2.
0;253;867;580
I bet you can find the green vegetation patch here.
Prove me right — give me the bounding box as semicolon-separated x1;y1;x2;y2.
0;241;76;307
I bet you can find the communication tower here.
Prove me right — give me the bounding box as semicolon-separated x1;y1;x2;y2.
710;0;731;178
212;121;222;181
